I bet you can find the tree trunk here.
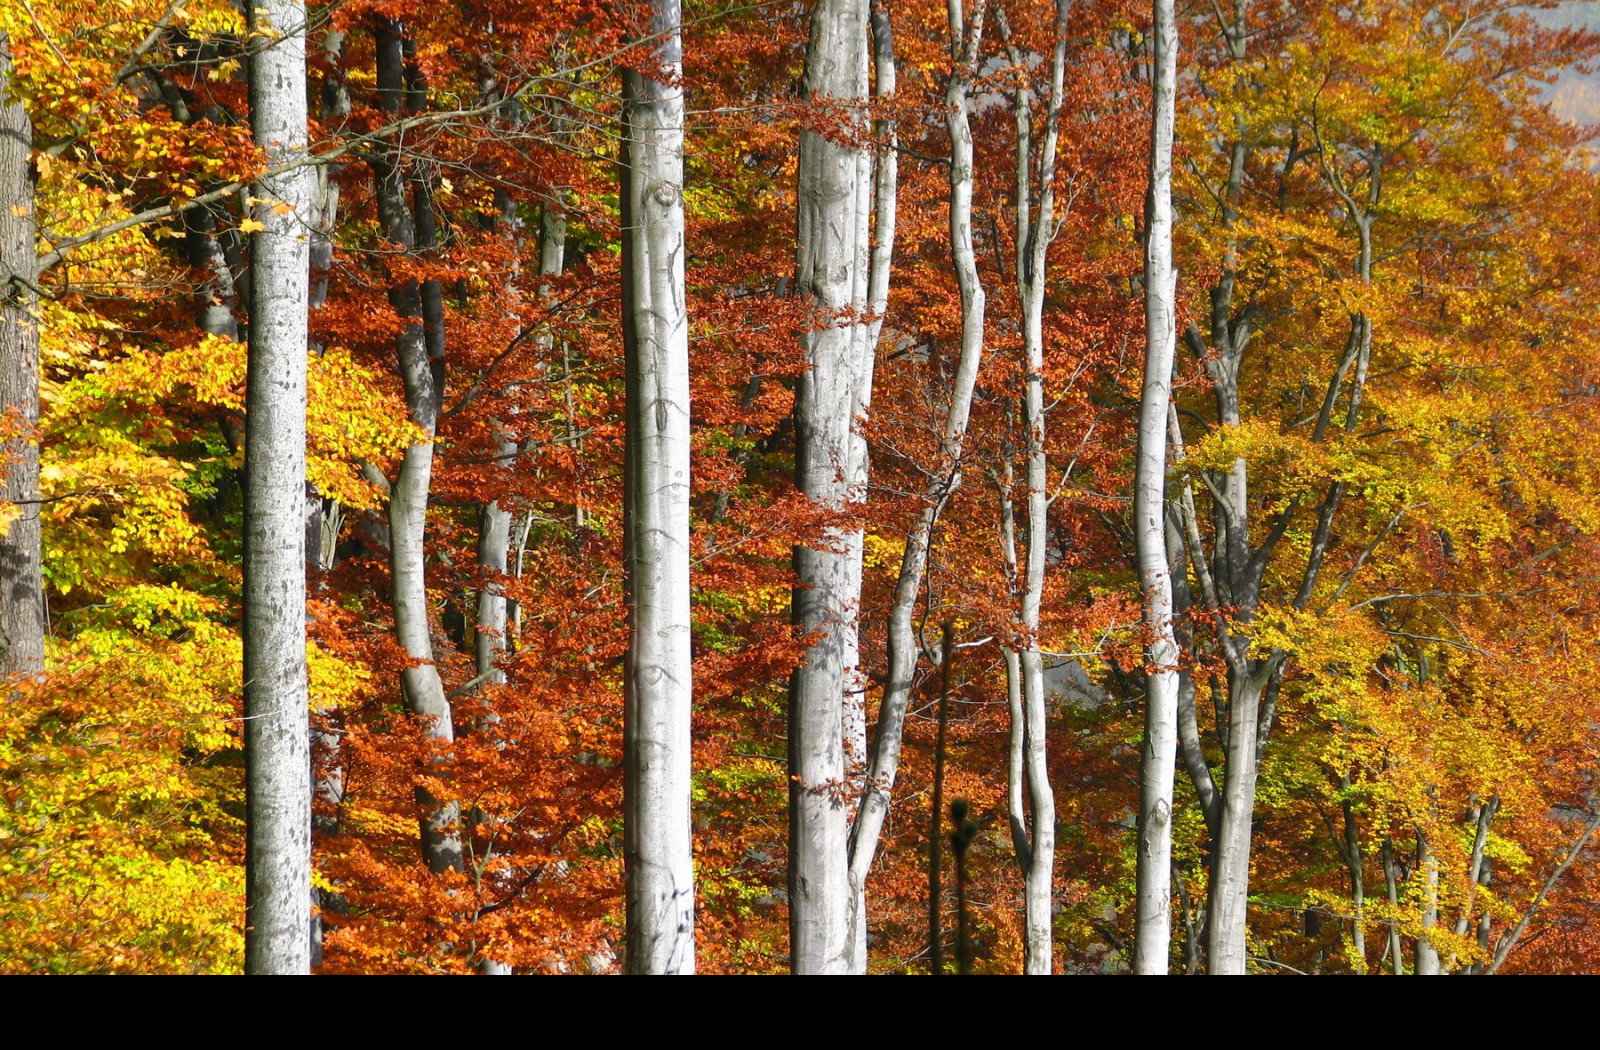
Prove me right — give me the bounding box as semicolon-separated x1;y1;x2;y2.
0;35;43;678
621;0;695;975
1205;669;1267;973
242;0;313;974
790;0;871;976
846;1;984;974
1341;789;1367;972
1415;830;1441;975
843;0;898;974
996;0;1071;975
373;19;463;878
1133;0;1180;976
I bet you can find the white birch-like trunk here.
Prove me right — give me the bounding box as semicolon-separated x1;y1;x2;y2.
1132;0;1181;976
621;0;695;975
243;0;313;974
846;2;985;975
0;36;44;678
371;21;463;878
1002;0;1071;973
843;0;898;975
791;0;871;975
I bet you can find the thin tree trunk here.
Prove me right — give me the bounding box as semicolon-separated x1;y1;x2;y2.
1415;830;1441;975
1383;835;1404;974
790;0;871;976
243;0;313;974
928;625;954;974
845;0;983;976
373;19;463;877
999;0;1069;975
0;35;44;678
1133;0;1180;975
844;0;898;974
621;0;695;975
1341;789;1367;972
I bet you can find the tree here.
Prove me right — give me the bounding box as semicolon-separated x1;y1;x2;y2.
242;0;314;975
1132;0;1179;975
790;0;874;975
0;32;42;677
622;0;695;975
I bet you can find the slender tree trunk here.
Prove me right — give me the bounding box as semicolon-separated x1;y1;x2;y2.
243;0;313;974
373;19;463;877
621;0;695;975
845;0;985;977
790;0;871;976
1415;830;1441;975
1342;790;1367;972
844;0;898;973
1383;836;1404;974
1133;0;1180;976
928;624;955;975
999;0;1069;975
0;36;43;678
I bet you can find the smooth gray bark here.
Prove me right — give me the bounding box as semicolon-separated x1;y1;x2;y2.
1000;0;1069;974
844;0;899;974
372;19;463;877
621;0;695;975
847;0;986;976
790;0;872;975
1133;0;1180;976
243;0;313;974
0;35;43;678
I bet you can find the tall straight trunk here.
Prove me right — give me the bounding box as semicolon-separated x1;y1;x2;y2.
373;20;463;877
243;0;313;974
846;0;983;975
843;0;898;974
0;36;43;678
1132;0;1180;976
790;0;871;976
1000;0;1070;974
621;0;694;975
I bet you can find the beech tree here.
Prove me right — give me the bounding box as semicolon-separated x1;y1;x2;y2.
1132;0;1179;975
0;33;42;677
622;0;695;975
242;0;314;975
790;0;874;975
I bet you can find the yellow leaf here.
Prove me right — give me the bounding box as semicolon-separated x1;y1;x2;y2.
239;218;266;234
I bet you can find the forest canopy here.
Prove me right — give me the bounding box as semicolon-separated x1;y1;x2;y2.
2;0;1599;974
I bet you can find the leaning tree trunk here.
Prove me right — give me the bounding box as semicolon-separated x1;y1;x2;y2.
790;0;871;976
242;0;314;975
1132;0;1180;976
621;0;695;975
372;20;463;877
0;35;43;678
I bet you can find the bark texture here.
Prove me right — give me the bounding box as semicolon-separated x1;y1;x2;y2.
1132;0;1181;975
0;35;43;678
372;19;464;877
622;0;695;975
790;0;872;975
243;0;313;975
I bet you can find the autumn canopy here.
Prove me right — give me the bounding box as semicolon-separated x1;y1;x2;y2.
2;0;1599;975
